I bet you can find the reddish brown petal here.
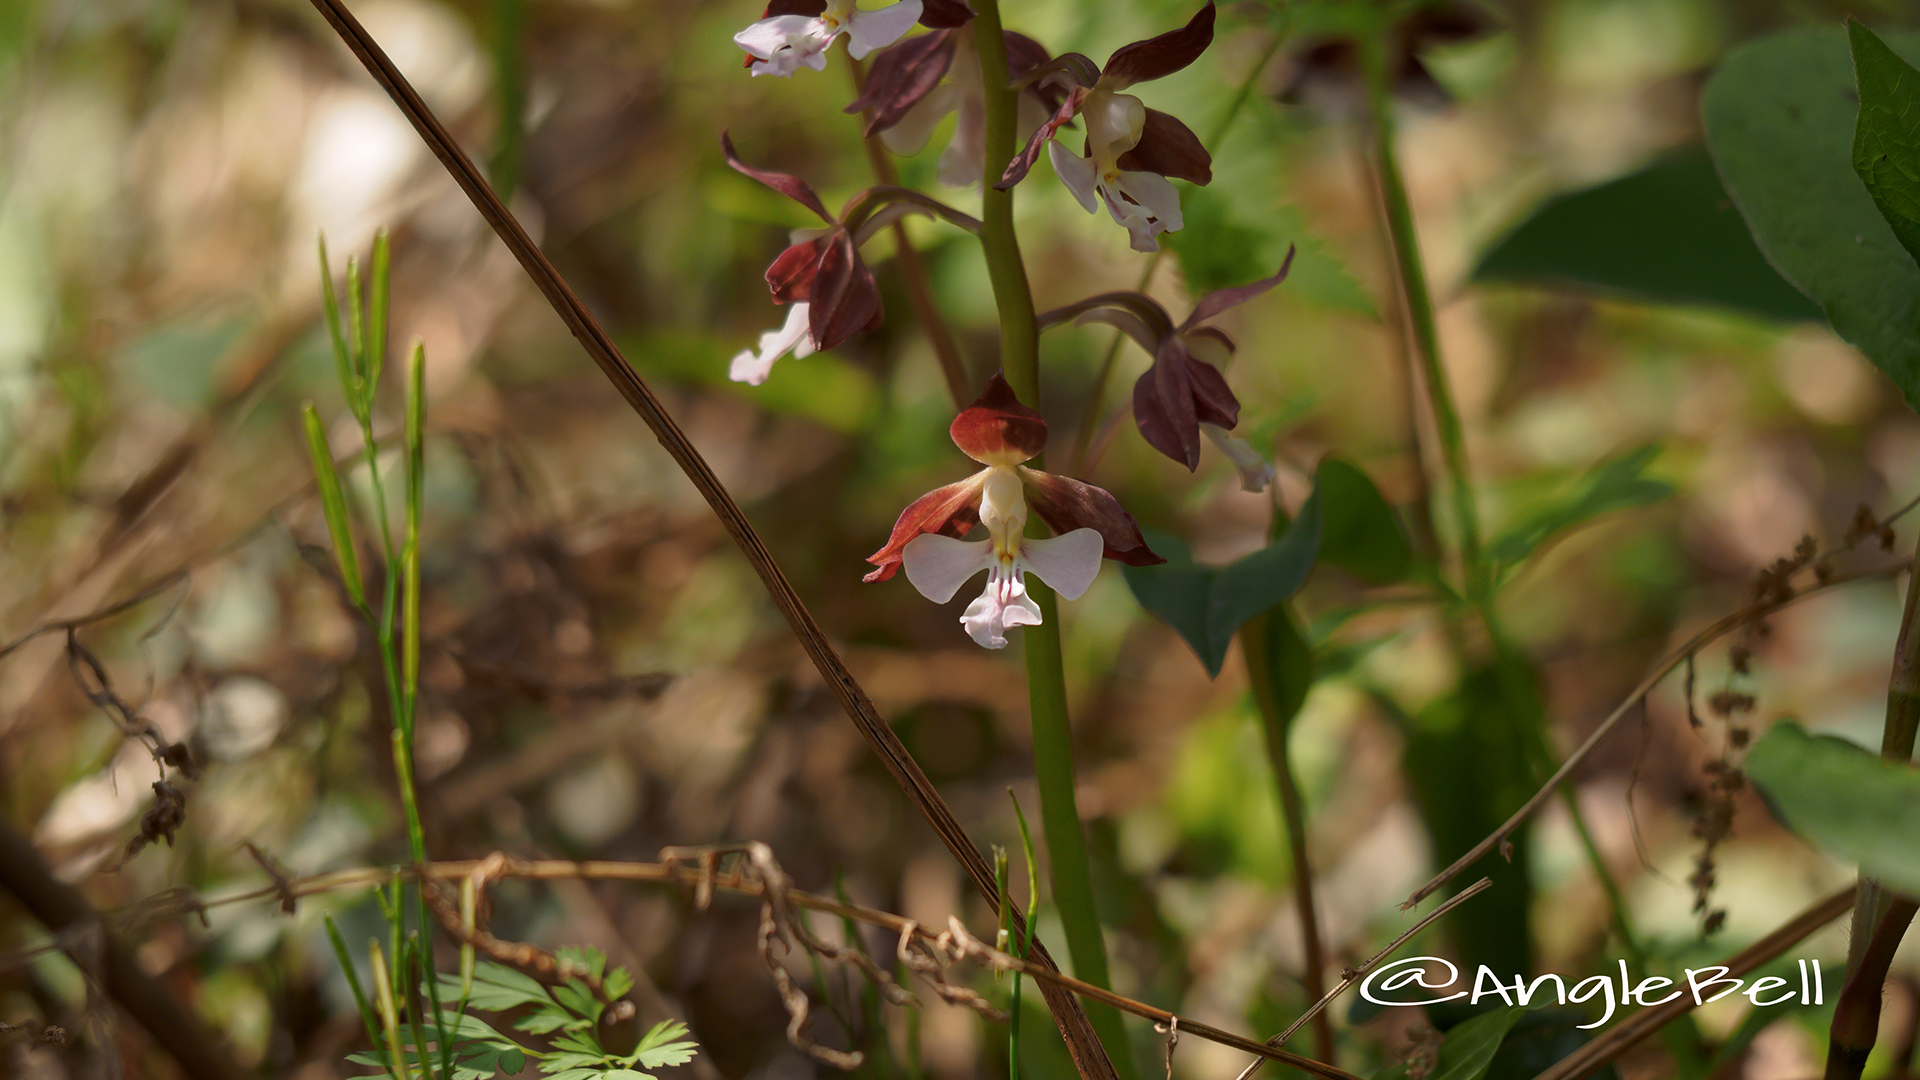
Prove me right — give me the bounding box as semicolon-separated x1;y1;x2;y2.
1005;31;1049;75
1021;469;1164;566
1100;3;1215;90
1133;360;1200;470
1114;108;1211;185
721;130;835;224
1183;246;1295;327
864;475;986;581
806;232;881;350
996;84;1088;189
950;371;1048;465
765;237;827;303
918;0;975;28
846;30;955;134
1172;345;1240;429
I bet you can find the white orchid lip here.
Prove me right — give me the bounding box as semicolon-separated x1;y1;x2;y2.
730;302;816;385
735;0;924;78
900;465;1106;649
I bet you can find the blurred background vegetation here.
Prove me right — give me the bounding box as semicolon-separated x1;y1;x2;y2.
2;0;1918;1077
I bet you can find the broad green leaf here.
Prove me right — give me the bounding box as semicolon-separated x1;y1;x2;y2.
1746;721;1920;895
1433;1007;1534;1080
1489;446;1672;572
1702;28;1920;414
435;1009;516;1046
1373;1007;1532;1080
1849;21;1920;267
1125;482;1323;678
1315;457;1413;584
514;1010;574;1034
1474;150;1822;323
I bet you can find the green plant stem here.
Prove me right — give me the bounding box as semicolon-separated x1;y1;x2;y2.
1239;610;1335;1066
970;0;1038;395
974;3;1130;1074
1362;35;1483;600
1829;525;1920;1080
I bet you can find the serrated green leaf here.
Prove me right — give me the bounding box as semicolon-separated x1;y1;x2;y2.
554;945;608;982
440;963;555;1013
602;968;635;1002
633;1021;699;1070
513;1010;574;1034
1850;21;1920;268
551;981;598;1021
435;1009;518;1046
1703;27;1920;414
1315;457;1413;583
1489;446;1672;571
1746;721;1920;895
600;1071;654;1079
1474;149;1822;323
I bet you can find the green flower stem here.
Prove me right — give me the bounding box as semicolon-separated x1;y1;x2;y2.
970;0;1038;397
1362;36;1483;601
975;5;1129;1073
1829;525;1920;1080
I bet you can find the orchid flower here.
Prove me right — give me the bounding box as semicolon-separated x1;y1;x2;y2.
1038;250;1294;475
866;373;1161;648
735;0;927;78
723;132;980;384
996;3;1215;251
845;25;1054;187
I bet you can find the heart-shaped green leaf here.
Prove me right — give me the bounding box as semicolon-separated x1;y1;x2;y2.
1746;721;1920;896
1703;27;1920;414
1316;457;1413;584
1850;21;1920;269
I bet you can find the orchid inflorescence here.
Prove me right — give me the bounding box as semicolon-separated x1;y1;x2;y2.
725;0;1293;647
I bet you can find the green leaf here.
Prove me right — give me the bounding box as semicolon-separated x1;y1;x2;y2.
435;1009;517;1046
602;968;635;1002
1745;721;1920;895
1474;149;1822;323
442;962;555;1013
1702;27;1920;414
633;1020;700;1069
551;981;598;1021
499;1047;527;1074
554;946;607;982
302;405;366;608
1431;1007;1534;1080
1124;481;1323;678
1488;446;1672;572
1315;457;1413;584
513;1010;574;1035
1850;21;1920;268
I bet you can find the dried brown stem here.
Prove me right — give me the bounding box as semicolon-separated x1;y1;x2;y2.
1406;558;1908;909
1530;886;1855;1080
98;851;1366;1080
296;1;1119;1076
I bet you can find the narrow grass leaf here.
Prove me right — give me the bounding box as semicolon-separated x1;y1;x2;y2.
302;405;365;607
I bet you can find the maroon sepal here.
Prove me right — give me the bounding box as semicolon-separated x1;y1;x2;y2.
766;237;827;302
1021;469;1164;566
806;232;882;351
918;0;975;28
846;30;956;134
1133;342;1239;471
721;131;835;224
1183;246;1295;326
950;371;1048;465
1100;3;1215;90
1115;109;1212;185
997;84;1089;189
863;476;985;582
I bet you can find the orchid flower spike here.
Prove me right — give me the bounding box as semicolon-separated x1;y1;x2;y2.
736;0;927;78
1038;249;1294;475
866;373;1161;648
996;3;1215;251
722;133;981;384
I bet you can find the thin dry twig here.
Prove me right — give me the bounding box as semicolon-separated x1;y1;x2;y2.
296;2;1120;1075
1233;879;1495;1080
1405;558;1908;909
